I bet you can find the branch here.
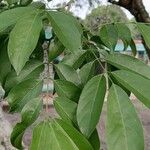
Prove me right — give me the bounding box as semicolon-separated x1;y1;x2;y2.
108;0;150;23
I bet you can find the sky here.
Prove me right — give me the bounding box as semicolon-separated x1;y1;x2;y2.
47;0;150;19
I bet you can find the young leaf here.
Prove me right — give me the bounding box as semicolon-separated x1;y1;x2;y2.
106;84;144;150
62;50;87;69
106;53;150;80
7;78;43;112
112;70;150;108
55;63;81;85
4;60;43;93
99;24;118;50
77;75;106;138
54;80;81;102
79;61;96;86
54;97;77;124
30;119;93;150
0;7;35;33
48;11;81;52
11;97;42;149
137;23;150;49
8;11;43;74
89;129;100;150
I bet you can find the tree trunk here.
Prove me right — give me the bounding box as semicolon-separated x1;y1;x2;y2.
108;0;150;59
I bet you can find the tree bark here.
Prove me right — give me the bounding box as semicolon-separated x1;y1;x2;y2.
108;0;150;59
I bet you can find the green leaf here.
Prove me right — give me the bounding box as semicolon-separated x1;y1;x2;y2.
54;80;81;102
48;11;81;52
62;50;87;69
54;97;77;124
99;24;118;50
0;7;36;33
79;61;96;86
4;60;43;93
106;53;150;80
30;1;45;9
130;39;137;56
11;97;42;149
49;39;65;62
137;23;150;49
55;63;81;85
8;11;43;74
20;0;33;6
30;119;93;150
6;0;19;5
77;75;106;138
7;78;43;112
106;84;144;150
0;41;11;86
112;70;150;108
110;73;131;96
89;129;100;150
21;97;42;126
11;123;26;149
115;23;131;50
